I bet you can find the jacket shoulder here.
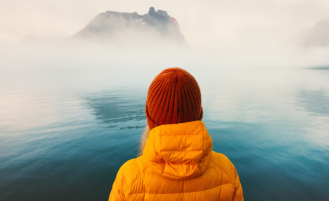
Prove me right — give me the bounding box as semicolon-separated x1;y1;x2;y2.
210;151;238;183
115;156;149;190
117;158;141;182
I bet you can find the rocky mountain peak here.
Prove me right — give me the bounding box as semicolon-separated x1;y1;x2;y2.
74;7;187;46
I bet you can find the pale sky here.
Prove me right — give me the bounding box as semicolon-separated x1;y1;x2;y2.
1;0;329;49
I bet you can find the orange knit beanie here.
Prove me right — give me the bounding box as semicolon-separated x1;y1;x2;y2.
145;67;203;129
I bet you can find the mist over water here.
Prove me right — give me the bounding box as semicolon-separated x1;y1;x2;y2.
2;33;329;74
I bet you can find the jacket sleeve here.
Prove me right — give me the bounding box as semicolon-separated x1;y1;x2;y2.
232;166;244;201
109;167;126;201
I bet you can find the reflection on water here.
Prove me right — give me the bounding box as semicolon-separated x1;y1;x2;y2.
297;88;329;116
84;89;146;130
0;69;329;201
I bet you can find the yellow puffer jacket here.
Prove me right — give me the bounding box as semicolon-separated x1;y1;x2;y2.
109;121;244;201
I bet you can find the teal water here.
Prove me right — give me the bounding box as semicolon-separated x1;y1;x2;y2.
0;69;328;201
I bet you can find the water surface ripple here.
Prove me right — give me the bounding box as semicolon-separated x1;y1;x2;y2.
0;69;328;201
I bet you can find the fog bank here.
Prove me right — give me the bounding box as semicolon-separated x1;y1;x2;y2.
1;1;329;71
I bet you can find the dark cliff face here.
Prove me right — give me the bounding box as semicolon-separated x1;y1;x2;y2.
74;7;187;45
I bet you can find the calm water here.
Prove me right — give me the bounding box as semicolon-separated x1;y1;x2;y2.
0;69;328;201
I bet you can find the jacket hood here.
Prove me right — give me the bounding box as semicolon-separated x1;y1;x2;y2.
143;121;213;179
